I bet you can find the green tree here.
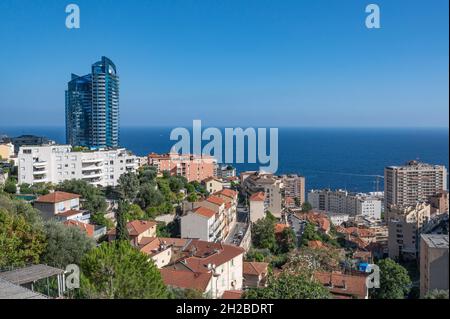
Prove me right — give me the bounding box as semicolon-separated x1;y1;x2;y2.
4;180;17;194
138;166;158;184
370;258;412;299
278;227;297;253
0;208;46;268
57;180;107;213
300;222;321;246
40;220;95;268
125;203;145;221
117;172;140;202
90;212;114;230
301;202;313;212
136;183;164;209
252;216;277;252
19;183;32;194
424;289;449;299
80;241;169;299
244;272;330;299
116;201;129;241
168;287;205;299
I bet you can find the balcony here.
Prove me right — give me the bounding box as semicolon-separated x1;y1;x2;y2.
82;158;103;164
82;171;103;179
33;161;47;167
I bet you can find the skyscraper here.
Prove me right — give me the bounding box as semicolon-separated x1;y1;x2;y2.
66;56;119;148
384;160;448;211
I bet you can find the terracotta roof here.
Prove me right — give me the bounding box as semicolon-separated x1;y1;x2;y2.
182;241;245;273
314;271;368;299
160;269;212;292
36;191;79;203
308;240;324;249
140;237;188;253
107;220;157;237
193;206;216;219
222;290;243;299
243;262;269;276
56;209;83;217
63;220;95;237
127;220;156;236
274;223;289;234
202;177;222;183
249;192;265;201
216;189;238;199
206;196;225;206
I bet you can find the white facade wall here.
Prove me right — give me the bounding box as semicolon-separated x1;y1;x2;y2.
180;213;215;242
18;145;138;187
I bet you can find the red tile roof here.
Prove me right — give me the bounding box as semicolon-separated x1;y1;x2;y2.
216;189;238;199
160;269;212;292
243;262;269;276
308;240;324;249
206;196;225;206
222;290;243;299
193;206;216;219
249;192;265;201
314;271;368;299
63;220;95;237
182;241;245;273
108;220;157;237
36;191;79;203
274;223;289;234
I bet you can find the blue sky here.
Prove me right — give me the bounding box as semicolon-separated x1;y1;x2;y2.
0;0;448;128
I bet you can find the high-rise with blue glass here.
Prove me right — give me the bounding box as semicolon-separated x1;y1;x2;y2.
66;56;119;148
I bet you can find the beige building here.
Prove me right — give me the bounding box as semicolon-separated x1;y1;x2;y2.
202;177;224;194
34;191;80;219
241;172;282;218
0;142;14;160
428;191;449;215
385;161;447;211
249;191;266;223
387;203;431;260
281;174;305;208
108;220;157;246
420;234;449;297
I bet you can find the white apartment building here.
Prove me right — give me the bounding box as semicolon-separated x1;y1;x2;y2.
18;145;138;187
308;189;382;219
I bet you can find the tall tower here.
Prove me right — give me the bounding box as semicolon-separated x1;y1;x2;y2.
66;56;119;148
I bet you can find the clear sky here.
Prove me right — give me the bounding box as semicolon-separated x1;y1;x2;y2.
0;0;448;128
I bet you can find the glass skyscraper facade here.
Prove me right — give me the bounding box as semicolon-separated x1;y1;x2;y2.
65;56;119;148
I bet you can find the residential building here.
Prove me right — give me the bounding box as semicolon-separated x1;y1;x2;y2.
249;192;266;223
18;144;137;187
181;190;238;242
419;234;449;297
241;172;283;218
217;165;236;179
66;56;119;148
0;142;14;160
159;239;245;298
148;152;217;182
385;160;447;211
428;191;449;215
64;219;106;240
314;271;369;299
281;174;305;208
243;261;269;288
327;212;350;226
202;177;223;194
387;203;431;260
308;189;382;219
34;191;80;219
107;220;157;246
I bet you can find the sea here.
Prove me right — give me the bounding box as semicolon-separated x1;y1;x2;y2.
1;126;448;193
